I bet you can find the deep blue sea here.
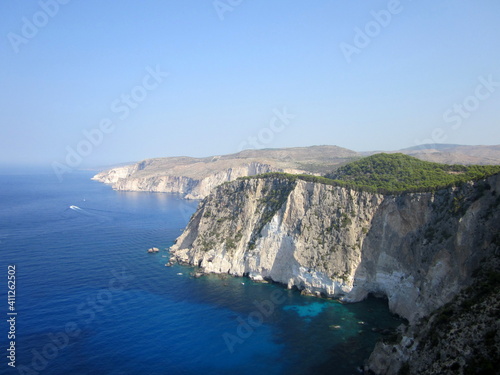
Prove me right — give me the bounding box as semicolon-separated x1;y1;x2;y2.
0;171;402;375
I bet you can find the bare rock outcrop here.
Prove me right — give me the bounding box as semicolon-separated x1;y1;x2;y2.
170;174;500;325
91;146;359;199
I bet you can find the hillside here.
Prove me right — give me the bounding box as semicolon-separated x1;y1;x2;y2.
92;144;500;199
240;154;500;195
394;144;500;165
169;158;500;374
369;254;500;374
92;145;359;199
325;153;500;193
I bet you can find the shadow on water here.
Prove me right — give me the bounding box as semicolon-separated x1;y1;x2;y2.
174;267;405;375
3;172;405;375
307;294;406;375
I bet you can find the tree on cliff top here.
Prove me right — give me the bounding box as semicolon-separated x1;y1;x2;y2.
324;153;500;194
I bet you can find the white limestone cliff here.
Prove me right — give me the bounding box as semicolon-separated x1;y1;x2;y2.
170;173;500;325
92;161;304;199
91;145;361;199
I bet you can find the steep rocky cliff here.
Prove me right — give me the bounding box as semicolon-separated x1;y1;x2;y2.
92;145;500;199
367;255;500;374
92;160;279;199
170;172;500;373
91;145;358;199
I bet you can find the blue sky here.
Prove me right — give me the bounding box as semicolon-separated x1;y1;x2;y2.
1;0;499;169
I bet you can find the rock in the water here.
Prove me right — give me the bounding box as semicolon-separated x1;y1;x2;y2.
170;174;500;324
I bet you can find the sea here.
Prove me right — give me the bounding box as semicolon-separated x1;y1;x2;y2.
0;171;403;375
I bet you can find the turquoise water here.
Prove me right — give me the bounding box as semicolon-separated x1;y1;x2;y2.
0;171;402;374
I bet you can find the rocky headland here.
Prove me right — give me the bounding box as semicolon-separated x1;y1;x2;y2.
93;146;500;374
92;144;500;200
91;145;358;199
169;154;500;374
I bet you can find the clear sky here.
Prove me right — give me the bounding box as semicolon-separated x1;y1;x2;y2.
1;0;499;169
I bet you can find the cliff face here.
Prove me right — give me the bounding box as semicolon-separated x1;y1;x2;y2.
367;260;500;375
92;145;500;199
170;174;500;325
91;145;363;199
92;161;284;199
92;164;135;184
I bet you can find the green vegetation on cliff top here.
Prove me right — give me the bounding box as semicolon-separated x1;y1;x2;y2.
239;153;500;194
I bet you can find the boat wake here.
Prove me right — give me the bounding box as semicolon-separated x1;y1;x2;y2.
66;205;112;222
